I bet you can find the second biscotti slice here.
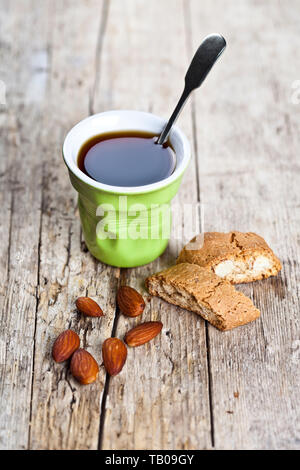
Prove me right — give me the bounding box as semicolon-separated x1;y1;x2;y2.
177;231;282;284
145;263;260;331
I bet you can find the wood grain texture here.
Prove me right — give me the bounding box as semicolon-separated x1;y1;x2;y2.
189;0;300;449
0;0;50;449
0;0;299;450
27;0;120;450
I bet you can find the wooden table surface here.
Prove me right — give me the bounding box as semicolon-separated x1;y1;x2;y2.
0;0;299;450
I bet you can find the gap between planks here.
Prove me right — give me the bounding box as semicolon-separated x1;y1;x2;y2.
27;0;54;446
27;161;45;448
89;0;110;115
183;0;214;449
85;0;115;450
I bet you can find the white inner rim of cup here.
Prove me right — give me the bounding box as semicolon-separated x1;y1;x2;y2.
63;110;191;194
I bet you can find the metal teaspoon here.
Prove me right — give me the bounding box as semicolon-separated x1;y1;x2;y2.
157;34;226;145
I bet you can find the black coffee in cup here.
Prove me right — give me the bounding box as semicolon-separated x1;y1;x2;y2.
77;130;176;187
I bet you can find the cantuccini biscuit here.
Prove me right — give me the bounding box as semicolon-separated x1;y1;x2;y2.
177;231;281;284
146;263;260;331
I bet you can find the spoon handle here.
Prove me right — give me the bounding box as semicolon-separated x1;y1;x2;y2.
156;88;190;145
157;34;226;145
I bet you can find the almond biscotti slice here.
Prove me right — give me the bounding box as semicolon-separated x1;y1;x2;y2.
146;263;260;331
177;231;281;284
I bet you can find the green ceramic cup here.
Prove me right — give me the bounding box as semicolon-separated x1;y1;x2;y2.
63;110;191;267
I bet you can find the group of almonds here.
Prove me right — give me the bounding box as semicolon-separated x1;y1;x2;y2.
52;286;163;385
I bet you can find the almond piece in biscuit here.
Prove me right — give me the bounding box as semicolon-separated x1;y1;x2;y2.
145;263;260;331
177;231;281;284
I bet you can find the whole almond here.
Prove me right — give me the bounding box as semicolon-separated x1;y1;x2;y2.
124;321;163;347
70;348;99;385
76;297;104;317
117;286;145;317
52;329;80;363
102;338;127;376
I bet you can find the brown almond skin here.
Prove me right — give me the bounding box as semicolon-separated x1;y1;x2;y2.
70;349;99;385
124;321;163;347
76;297;104;317
52;330;80;363
102;338;127;376
117;286;145;317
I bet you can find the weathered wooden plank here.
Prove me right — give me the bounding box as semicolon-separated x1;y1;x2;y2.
189;0;300;449
0;0;51;449
196;201;300;449
94;0;212;450
28;0;120;450
1;0;299;451
0;1;13;385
